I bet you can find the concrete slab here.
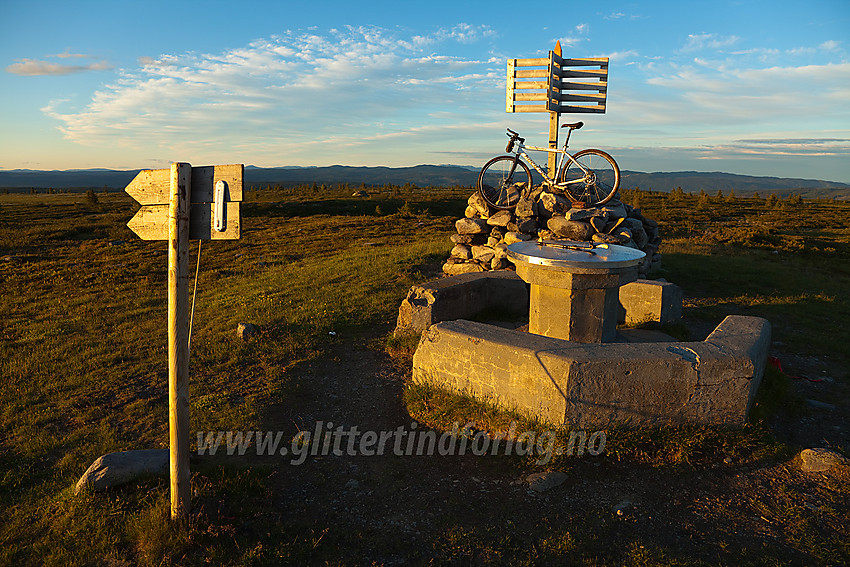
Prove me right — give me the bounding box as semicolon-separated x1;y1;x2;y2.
412;315;771;428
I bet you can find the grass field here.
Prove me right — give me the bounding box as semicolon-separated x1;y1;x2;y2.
1;185;848;565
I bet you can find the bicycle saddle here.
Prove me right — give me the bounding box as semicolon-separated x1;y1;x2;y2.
562;121;584;130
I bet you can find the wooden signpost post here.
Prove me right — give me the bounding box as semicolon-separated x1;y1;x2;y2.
506;41;609;174
125;163;243;521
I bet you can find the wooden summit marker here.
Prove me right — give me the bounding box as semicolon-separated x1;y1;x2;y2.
506;41;609;174
125;163;243;521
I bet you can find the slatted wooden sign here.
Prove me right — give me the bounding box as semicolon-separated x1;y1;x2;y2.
506;44;608;114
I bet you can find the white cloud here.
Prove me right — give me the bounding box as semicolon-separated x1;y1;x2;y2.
6;57;112;76
41;26;503;164
682;33;740;52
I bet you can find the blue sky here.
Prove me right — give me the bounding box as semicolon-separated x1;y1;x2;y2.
1;0;848;182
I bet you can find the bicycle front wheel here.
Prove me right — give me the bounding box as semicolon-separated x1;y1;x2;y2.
477;156;532;210
558;149;620;206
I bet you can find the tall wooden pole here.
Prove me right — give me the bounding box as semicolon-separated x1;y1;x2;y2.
168;162;191;521
548;111;559;178
547;42;562;178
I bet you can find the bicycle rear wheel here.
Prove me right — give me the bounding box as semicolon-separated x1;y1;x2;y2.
477;156;532;210
558;149;620;206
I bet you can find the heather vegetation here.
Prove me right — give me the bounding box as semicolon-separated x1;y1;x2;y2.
0;184;848;565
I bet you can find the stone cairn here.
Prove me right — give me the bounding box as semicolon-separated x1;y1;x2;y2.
443;187;662;276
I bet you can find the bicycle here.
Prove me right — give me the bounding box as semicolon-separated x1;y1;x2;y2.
477;122;620;210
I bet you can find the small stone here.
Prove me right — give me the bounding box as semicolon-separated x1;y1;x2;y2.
351;190;369;197
517;218;537;234
539;192;571;214
464;205;480;219
564;207;600;221
515;196;536;218
800;448;847;472
589;216;607;233
491;256;509;270
450;245;472;260
487;236;501;247
612;500;633;516
805;399;836;411
471;245;495;260
467;192;492;216
455;218;489;234
490;226;507;239
503;232;532;245
548;217;594;240
525;471;568;493
237;322;258;340
487;210;513;227
451;233;487;245
600;200;627;219
108;240;125;247
624;218;649;249
591;233;621;244
443;262;485;275
345;479;360;490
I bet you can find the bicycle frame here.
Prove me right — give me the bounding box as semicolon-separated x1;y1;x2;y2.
510;139;590;191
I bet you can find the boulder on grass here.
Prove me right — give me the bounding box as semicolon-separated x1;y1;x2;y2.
75;449;169;494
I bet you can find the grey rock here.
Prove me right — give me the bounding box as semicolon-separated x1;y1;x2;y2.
600;200;627;219
237;322;258;339
471;245;496;260
539;192;571;214
624;218;649;249
800;448;847;472
487;236;501;248
548;217;594;240
75;449;169;494
564;207;600;221
515;196;536;218
467;192;491;216
487;210;513;227
805;399;836;410
491;256;510;270
517;218;537;234
455;218;490;235
450;245;472;260
464;206;480;219
589;216;607;233
451;233;487;245
526;471;568;493
351;190;369;197
443;261;485;275
592;233;621;244
504;232;532;244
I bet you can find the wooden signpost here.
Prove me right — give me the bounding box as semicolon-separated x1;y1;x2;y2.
506;41;609;174
125;162;243;521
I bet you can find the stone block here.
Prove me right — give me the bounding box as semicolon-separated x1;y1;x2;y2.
618;279;682;324
412;315;771;427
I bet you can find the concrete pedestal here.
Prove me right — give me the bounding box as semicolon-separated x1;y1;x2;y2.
508;241;644;343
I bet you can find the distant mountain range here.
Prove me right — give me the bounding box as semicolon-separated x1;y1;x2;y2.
1;165;848;199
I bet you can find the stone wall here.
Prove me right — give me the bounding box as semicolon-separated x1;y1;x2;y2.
444;187;662;277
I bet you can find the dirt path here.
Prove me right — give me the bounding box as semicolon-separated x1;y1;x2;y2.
193;330;849;565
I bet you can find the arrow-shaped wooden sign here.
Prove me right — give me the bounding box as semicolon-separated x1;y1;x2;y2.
128;202;242;240
125;164;242;240
126;164;244;205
